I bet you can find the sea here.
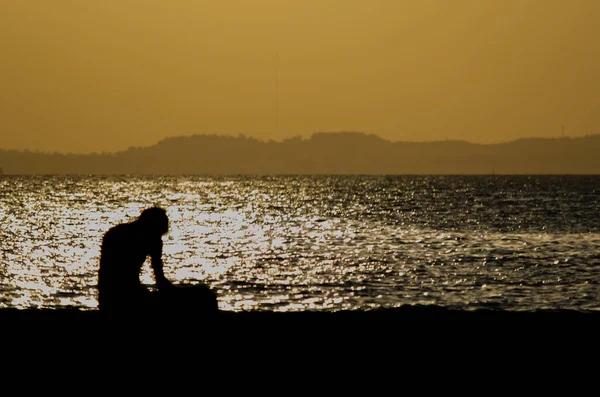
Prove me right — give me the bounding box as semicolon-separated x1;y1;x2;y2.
0;175;599;313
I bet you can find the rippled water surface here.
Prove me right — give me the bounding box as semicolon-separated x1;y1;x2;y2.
1;175;599;311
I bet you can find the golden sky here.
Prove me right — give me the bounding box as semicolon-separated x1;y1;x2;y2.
1;0;600;153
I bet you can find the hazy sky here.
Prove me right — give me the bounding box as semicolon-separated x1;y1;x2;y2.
2;0;600;153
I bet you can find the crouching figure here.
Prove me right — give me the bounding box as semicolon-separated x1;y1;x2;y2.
98;207;217;318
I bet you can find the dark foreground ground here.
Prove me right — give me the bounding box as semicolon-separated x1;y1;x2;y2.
2;306;598;364
3;306;595;384
2;305;598;338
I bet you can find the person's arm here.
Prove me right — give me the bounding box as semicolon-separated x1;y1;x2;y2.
149;237;174;290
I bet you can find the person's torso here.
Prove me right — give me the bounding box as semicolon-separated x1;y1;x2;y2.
99;222;159;289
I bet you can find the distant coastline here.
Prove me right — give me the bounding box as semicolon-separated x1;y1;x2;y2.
1;132;600;175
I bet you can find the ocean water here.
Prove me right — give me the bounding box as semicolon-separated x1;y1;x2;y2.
0;175;599;312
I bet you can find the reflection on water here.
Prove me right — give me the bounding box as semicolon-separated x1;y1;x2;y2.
1;175;599;311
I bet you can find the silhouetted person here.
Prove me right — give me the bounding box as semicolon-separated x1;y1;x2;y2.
98;207;217;317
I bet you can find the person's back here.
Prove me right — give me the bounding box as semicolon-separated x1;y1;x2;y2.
99;223;147;310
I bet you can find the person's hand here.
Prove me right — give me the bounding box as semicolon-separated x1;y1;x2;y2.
156;277;176;292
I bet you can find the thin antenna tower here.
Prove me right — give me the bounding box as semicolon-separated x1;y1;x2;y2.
274;51;280;134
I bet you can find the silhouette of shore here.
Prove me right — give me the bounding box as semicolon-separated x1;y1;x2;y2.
2;306;597;334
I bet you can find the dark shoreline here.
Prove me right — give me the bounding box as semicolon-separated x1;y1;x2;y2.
2;305;598;330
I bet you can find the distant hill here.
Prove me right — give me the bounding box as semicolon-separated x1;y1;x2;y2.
1;132;600;174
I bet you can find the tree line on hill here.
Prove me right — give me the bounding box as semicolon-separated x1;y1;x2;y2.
1;132;600;175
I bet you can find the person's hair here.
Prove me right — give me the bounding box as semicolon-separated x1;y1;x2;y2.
138;207;169;235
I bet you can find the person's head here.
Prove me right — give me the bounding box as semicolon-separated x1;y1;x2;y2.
138;207;169;236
